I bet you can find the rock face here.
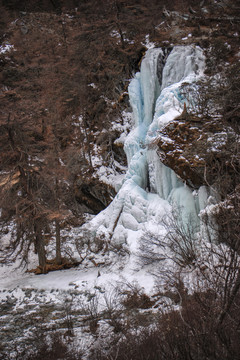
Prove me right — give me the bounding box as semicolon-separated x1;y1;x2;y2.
156;112;238;192
75;179;116;214
156;115;205;188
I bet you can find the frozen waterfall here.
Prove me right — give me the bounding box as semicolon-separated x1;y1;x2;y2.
81;45;209;249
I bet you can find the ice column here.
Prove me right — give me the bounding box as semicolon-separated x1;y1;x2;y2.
123;48;165;189
124;48;165;165
145;45;205;225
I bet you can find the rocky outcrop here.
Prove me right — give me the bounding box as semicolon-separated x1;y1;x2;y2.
74;178;116;214
156;114;238;192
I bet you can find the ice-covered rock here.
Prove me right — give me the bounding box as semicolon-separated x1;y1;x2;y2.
161;45;205;91
147;149;183;199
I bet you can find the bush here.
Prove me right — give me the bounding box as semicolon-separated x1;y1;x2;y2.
139;209;199;268
2;331;83;360
90;288;240;360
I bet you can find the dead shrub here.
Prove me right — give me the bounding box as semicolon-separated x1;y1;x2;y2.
122;289;154;310
139;208;199;268
90;288;240;360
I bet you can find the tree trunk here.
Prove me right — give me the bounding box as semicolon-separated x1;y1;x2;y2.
55;219;62;265
34;221;46;272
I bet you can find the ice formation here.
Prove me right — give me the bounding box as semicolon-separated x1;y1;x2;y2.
81;45;208;251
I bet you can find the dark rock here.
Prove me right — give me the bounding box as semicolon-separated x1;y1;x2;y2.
156;116;235;190
75;179;116;214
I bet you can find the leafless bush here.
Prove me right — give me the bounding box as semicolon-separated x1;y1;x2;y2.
1;329;83;360
139;208;199;268
198;196;240;326
117;281;154;311
89;285;240;360
101;289;125;334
